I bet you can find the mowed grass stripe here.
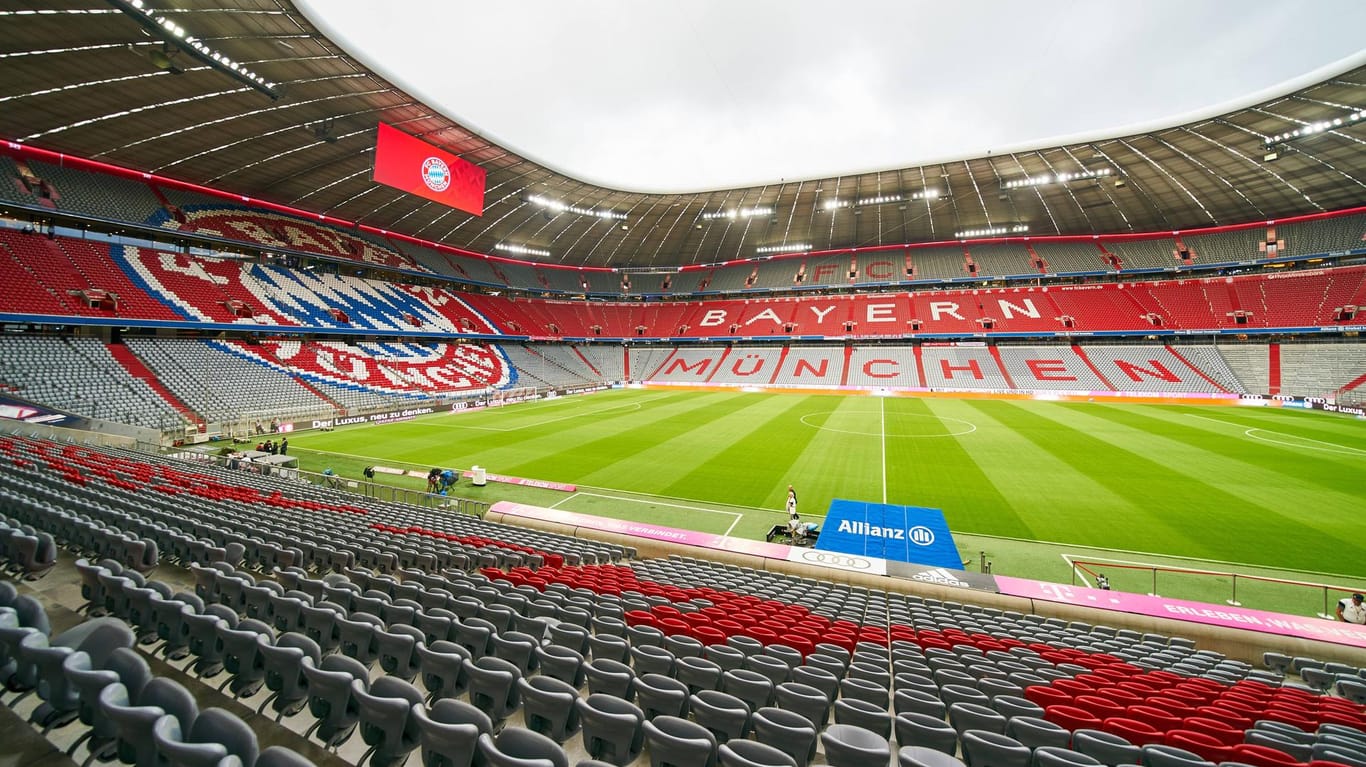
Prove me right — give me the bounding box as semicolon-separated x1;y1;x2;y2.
288;390;689;478
784;397;892;514
878;398;1035;539
1002;402;1361;573
486;391;761;486
973;400;1258;564
653;394;838;511
1074;404;1366;575
923;399;1144;543
1092;405;1366;498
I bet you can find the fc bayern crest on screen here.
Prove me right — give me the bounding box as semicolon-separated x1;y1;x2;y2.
421;157;451;192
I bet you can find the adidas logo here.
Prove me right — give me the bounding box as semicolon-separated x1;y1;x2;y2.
911;568;971;588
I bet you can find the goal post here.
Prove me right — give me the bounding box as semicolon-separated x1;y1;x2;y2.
491;386;538;406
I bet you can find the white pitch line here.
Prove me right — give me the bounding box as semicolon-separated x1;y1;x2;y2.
1062;553;1094;588
1185;413;1267;430
573;491;743;519
548;493;580;509
406;401;645;433
722;514;742;538
880;397;888;504
1186;413;1366;456
568;491;745;536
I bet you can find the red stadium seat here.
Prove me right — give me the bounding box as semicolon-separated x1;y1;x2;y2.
1073;694;1127;721
1024;686;1072;709
1045;704;1103;733
1180;716;1243;746
1165;730;1235;763
1125;704;1183;733
1102;717;1165;746
1227;743;1304;767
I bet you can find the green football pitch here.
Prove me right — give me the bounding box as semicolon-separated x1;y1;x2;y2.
284;389;1366;614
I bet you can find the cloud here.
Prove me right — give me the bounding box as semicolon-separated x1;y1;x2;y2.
298;0;1366;191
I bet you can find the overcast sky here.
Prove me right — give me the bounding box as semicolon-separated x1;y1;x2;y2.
298;0;1366;193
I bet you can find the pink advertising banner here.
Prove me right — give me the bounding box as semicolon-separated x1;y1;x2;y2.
463;472;576;492
995;575;1366;649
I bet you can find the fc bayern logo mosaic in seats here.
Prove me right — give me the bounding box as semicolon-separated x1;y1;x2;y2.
421;156;451;192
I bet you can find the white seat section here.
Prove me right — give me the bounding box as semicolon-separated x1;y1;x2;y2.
1279;344;1366;397
125;338;331;424
1216;344;1270;395
1078;345;1233;394
907;245;970;281
773;346;847;388
1030;242;1110;274
995;347;1109;392
627;346;672;382
920;346;1010;390
0;336;186;428
576;345;627;382
846;346;921;388
964;243;1035;278
639;346;730;384
1105;237;1178;269
495;345;600;389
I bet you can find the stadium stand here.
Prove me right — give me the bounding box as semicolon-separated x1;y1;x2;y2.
499;345;601;389
1104;237;1180;270
125;338;333;425
24;158;167;225
963;243;1036;278
909;245;972;282
1030;241;1111;274
2;431;1363;767
10;222;1363;336
1209;344;1272;396
1279;344;1366;398
0;336;189;428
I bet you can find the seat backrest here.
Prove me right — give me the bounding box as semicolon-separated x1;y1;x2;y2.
476;729;568;767
718;738;798;767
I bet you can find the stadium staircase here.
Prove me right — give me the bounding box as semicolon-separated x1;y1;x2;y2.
1071;344;1116;389
570;345;603;377
987;345;1018;389
105;342;205;430
1164;345;1231;393
1268;343;1281;395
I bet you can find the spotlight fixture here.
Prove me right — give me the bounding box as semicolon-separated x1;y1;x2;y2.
1003;168;1112;189
824;189;939;211
525;194;626;220
1263;110;1363;149
495;243;551;258
108;0;280;99
700;206;774;220
955;224;1029;239
756;244;811;254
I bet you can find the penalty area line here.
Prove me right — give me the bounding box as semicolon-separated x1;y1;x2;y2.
1062;554;1093;588
1186;413;1366;456
566;491;745;536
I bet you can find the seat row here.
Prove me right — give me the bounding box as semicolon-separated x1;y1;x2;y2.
0;588;315;767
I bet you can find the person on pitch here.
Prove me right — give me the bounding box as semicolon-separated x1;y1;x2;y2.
1337;593;1366;624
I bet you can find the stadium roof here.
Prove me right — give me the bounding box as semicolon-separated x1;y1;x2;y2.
2;1;1365;269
